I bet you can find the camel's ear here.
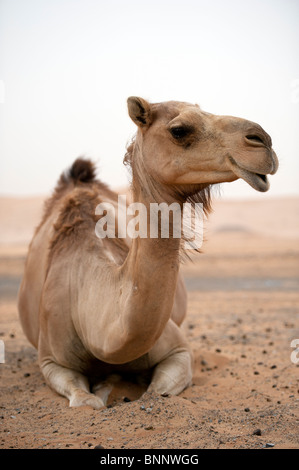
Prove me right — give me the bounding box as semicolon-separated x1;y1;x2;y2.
127;96;152;129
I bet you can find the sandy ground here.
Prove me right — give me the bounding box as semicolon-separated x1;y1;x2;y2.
0;194;299;450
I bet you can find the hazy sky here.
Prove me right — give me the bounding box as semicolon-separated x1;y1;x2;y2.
0;0;298;198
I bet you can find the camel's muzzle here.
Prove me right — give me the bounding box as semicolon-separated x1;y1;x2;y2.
227;144;279;193
223;119;279;192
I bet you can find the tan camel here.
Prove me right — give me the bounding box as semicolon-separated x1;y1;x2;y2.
18;97;278;409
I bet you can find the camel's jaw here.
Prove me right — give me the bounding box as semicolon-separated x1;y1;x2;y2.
227;156;269;192
227;150;278;193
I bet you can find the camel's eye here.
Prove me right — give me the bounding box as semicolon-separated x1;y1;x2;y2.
169;126;191;140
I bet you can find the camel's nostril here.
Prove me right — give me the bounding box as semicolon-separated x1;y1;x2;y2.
245;135;265;145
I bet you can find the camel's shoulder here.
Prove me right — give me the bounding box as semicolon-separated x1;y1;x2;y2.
43;181;128;270
47;181;115;248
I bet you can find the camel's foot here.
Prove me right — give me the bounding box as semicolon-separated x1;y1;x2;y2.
91;374;121;405
69;389;105;410
147;349;193;396
39;358;108;410
146;320;193;396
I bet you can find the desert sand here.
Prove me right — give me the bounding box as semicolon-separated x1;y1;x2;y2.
0;193;298;449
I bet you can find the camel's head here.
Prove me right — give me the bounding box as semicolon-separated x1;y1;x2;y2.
127;97;278;194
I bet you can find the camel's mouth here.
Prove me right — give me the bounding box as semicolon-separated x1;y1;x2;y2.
227;156;270;192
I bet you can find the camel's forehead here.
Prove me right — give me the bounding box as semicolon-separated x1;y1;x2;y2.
152;101;201;122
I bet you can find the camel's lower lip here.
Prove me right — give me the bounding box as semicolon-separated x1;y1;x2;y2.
245;171;269;192
227;156;270;192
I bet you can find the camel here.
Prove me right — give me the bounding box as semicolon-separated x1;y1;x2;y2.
18;97;278;409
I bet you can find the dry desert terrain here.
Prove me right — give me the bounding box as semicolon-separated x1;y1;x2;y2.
0;194;298;449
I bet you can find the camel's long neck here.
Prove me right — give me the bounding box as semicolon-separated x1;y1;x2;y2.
115;144;182;357
119;182;181;344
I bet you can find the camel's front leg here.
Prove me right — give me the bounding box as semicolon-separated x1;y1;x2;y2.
147;319;193;396
39;358;105;410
